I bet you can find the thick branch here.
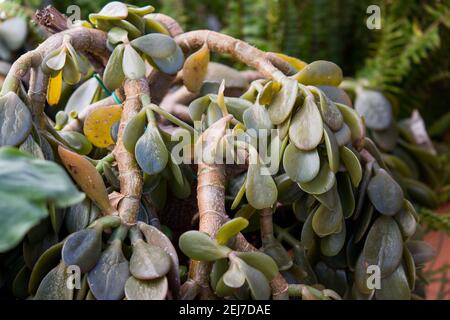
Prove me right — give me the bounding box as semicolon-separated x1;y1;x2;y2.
113;79;148;225
175;30;296;79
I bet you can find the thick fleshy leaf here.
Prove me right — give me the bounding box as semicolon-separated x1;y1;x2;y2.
46;49;66;71
223;259;246;288
123;108;147;153
83;105;122;148
179;231;231;261
65;77;100;114
58;146;115;215
139;222;180;297
406;241;436;268
211;259;229;292
188;95;211;122
135;126;169;175
403;246;416;290
59;131;92;155
245;156;278;209
125;276;168;300
301;209;316;249
62;228;102;273
314;183;340;210
89;2;128;24
127;5;155;16
64;198;91;233
337;173;355;218
367;169;404;216
88;240;129;300
321;222;346;257
363;216;403;277
354;254;373;295
298;162;336;195
130;239;171;280
183;43;210;92
289;95;323;151
243;104;273;132
268;77;298;125
62;54;81;85
0;92;32;147
0;192;46;253
323;125;340;173
131;33;176;59
29;241;63;294
103;44;125;91
152;45;185;75
334;123;351;147
0;147;84;207
316;90;343;131
293;60;343;86
216;218;249;245
0;17;27;51
261;235;293;271
375;264;410;300
354;203;374;243
47;70;63;106
283;143;320;183
108;27;128;44
236;258;271;300
372;123;398;152
336;103;365;149
312;204;343;237
236;252;278;280
123;44;145;79
34;262;73;300
340;146;362;187
317;85;352;107
394;201;417;239
355;90;392;131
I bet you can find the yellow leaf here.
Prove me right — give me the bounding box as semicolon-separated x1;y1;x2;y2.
58;146;116;215
47;70;63;106
275;53;307;72
183;43;210;93
83;105;122;148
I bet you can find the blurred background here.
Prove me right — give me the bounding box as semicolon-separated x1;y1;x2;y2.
0;0;449;299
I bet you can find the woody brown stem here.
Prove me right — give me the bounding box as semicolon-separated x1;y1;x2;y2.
113;79;148;225
175;30;296;79
260;208;274;242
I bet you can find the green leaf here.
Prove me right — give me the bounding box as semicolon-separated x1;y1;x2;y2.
108;27;128;44
323;125;340;173
151;45;185;75
243;104;273;132
130;240;171;280
363;216;403;277
89;1;128;24
179;231;231;262
123;44;145;80
268;77;298;125
65;77;100;114
367;169;404;216
0;191;47;252
236;258;271;300
236;252;278;280
88;240;129;300
0;92;32;147
340;146;362;187
0;17;27;51
62;228;102;273
312;204;343;237
124;276;168;300
0;147;84;207
131;33;177;58
223;259;246;288
216;218;249;245
298;161;336;195
375;264;410;300
354;89;392;131
316;89;343;131
245;154;278;210
29;241;63;294
123;108;147;153
34;262;73;300
135;126;169;175
293;60;343;86
289;95;323;151
336;103;365;148
104;44;125;91
62;54;81;85
46;49;66;71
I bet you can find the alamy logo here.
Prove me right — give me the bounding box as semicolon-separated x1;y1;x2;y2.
66;5;81;28
366;265;381;290
66;265;81;290
366;5;381;30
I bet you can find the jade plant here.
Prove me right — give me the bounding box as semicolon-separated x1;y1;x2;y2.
0;2;438;300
